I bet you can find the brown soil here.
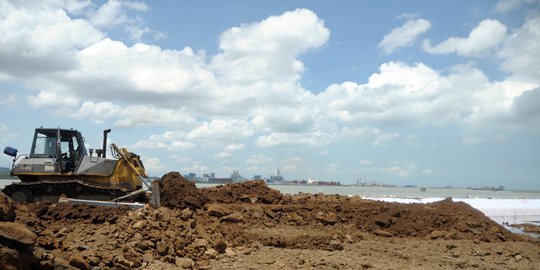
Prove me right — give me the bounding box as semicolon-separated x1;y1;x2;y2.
3;179;540;269
158;171;204;209
200;180;283;204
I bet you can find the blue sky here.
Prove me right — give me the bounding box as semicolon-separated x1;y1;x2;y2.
1;0;539;189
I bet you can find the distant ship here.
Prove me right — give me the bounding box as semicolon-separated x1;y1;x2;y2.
468;185;505;191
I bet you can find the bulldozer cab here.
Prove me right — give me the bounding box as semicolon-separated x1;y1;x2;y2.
30;128;88;172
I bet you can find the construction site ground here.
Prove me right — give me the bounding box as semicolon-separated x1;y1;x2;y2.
1;171;539;269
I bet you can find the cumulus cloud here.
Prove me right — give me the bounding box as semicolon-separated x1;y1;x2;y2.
496;0;523;12
378;18;431;54
132;131;196;151
180;161;210;175
255;132;330;148
89;0;148;28
215;143;245;159
28;90;80;108
251;105;319;133
423;19;507;56
0;1;104;77
211;8;329;84
88;0;160;42
187;119;254;142
495;0;540;12
2;0;540;179
13;6;330;136
143;156;167;176
318;61;536;132
499;16;540;84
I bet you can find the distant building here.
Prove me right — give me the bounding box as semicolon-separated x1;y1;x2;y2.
253;175;262;180
186;173;196;180
230;170;244;182
269;168;284;183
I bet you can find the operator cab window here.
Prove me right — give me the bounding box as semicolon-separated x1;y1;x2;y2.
60;137;79;156
34;132;57;157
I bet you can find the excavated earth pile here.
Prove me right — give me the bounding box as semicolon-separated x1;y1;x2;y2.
2;173;539;269
200;180;283;204
158;171;204;209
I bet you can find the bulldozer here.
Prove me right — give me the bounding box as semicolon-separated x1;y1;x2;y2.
2;127;153;205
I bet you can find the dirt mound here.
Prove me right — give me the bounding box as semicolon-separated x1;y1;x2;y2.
8;181;532;269
158;172;204;209
0;191;15;222
0;193;41;270
28;202;128;224
201;180;283;204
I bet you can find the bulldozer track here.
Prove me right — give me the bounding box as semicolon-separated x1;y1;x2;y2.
2;179;129;203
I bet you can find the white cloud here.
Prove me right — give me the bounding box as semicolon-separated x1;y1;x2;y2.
255;132;330;148
132;131;196;151
187;119;253;142
180;161;210;175
215;143;245;159
124;1;149;12
318;61;536;132
378;18;431;54
72;39;215;98
89;0;125;28
496;0;523;12
371;129;400;146
359;159;373;165
89;0;148;28
68;101;197;127
126;26;150;42
211;8;329;84
28;90;80;108
0;1;104;77
495;0;540;12
143;156;167;177
423;19;507;56
499;16;540;84
251;104;319;133
2;0;539;175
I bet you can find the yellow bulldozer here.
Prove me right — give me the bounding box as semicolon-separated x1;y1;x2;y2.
2;127;154;206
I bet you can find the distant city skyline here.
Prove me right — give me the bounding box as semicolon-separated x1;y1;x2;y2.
0;0;539;189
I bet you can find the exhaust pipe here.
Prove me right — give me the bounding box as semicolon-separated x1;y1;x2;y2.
102;129;111;158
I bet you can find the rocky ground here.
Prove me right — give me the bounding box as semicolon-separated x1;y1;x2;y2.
1;171;539;269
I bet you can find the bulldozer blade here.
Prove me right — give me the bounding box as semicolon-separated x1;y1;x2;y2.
58;197;145;209
150;181;160;208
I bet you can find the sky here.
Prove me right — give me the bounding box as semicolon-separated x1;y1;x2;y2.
0;0;539;189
